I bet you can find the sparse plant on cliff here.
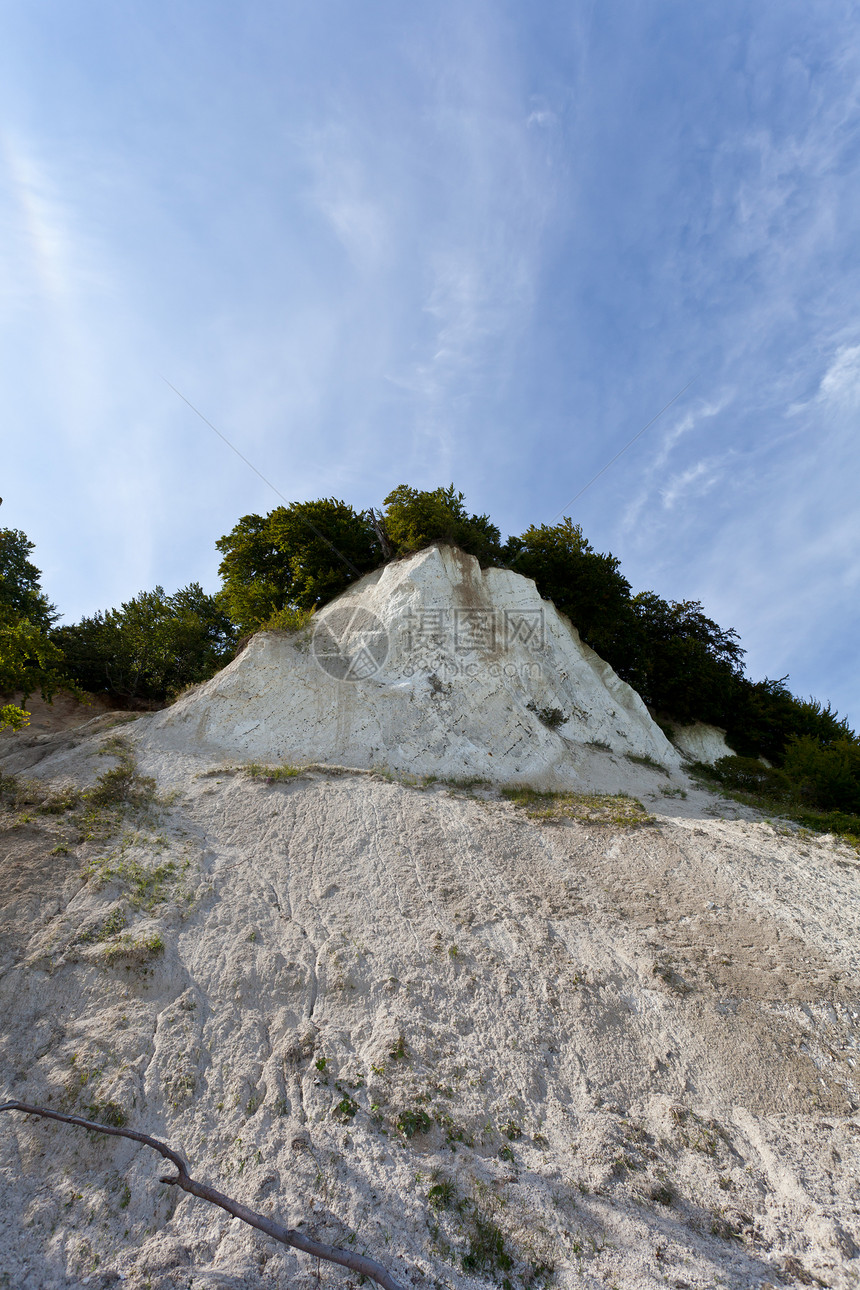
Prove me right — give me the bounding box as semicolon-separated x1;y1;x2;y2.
503;786;654;828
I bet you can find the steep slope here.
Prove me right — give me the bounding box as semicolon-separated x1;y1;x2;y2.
146;545;679;787
0;553;858;1290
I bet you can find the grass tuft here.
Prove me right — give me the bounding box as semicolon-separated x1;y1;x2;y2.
245;762;303;781
502;786;654;829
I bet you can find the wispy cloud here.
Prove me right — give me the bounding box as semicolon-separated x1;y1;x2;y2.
619;396;733;533
814;343;860;409
305;126;391;274
659;452;734;511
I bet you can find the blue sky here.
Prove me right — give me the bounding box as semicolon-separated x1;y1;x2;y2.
3;1;859;726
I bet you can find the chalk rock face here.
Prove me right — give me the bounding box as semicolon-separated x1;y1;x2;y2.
146;544;679;784
672;721;735;765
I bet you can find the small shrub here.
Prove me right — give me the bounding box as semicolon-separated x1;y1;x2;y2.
526;702;567;730
396;1108;432;1138
246;762;302;780
710;755;792;799
333;1095;358;1122
100;933;164;966
87;761;153;810
75;739;158;842
258;604;315;633
428;1179;456;1209
625;752;669;774
462;1215;513;1276
86;1100;127;1128
389;1035;408;1061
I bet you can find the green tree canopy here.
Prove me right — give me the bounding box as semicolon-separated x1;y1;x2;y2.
0;607;68;704
216;499;380;633
54;583;236;703
627;592;745;725
0;528;67;726
724;677;855;764
0;528;57;630
504;519;635;661
383;485;502;565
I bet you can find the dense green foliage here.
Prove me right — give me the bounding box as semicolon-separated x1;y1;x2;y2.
0;528;68;725
698;745;860;842
504;520;634;660
0;610;68;700
724;677;853;764
624;593;746;726
0;528;57;630
54;583;236;703
383;484;502;564
216;499;380;633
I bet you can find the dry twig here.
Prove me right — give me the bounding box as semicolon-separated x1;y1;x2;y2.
0;1100;407;1290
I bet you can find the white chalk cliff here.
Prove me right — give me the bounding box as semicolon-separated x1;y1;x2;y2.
2;547;860;1289
147;544;679;783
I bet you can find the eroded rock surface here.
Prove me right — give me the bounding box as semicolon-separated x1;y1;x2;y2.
146;545;680;787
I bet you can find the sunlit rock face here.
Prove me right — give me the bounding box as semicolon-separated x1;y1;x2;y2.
145;544;679;786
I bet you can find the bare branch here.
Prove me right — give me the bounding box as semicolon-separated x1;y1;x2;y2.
366;508;394;561
1;1101;408;1290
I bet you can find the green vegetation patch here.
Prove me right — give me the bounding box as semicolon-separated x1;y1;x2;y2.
257;604;315;633
333;1094;359;1123
693;754;860;846
462;1214;513;1277
625;752;670;774
503;786;654;828
99;932;165;966
1;737;160;851
245;761;303;780
84;1099;128;1128
85;842;181;910
75;737;160;843
526;702;568;730
396;1108;433;1138
77;907;128;944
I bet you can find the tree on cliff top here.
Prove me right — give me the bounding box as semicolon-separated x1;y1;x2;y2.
382;484;502;565
216;499;380;634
